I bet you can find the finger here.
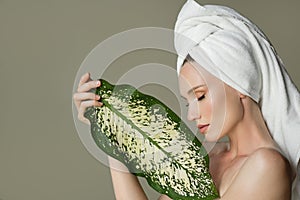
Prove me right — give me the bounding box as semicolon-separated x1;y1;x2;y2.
77;101;103;125
77;80;101;93
79;117;90;125
73;92;100;110
78;72;92;88
77;100;103;123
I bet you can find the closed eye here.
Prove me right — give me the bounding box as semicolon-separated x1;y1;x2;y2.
185;95;205;107
198;95;205;101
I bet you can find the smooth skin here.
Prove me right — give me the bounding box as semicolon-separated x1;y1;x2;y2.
73;63;293;199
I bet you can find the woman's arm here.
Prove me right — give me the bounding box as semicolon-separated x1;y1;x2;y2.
109;157;173;200
108;157;148;200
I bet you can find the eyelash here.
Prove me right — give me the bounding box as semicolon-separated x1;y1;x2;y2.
185;95;205;107
198;95;205;101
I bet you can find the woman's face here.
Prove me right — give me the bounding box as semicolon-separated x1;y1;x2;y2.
179;61;244;142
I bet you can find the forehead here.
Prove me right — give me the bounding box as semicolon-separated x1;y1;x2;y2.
179;61;225;94
179;61;207;86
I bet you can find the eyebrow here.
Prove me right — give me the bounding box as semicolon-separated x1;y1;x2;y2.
187;84;206;95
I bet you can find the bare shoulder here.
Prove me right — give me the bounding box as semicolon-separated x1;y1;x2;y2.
222;148;293;200
249;148;291;171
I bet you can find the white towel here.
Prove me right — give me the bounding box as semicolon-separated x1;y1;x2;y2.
174;0;300;198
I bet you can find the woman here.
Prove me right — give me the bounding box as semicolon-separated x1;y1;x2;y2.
73;0;299;199
177;57;293;199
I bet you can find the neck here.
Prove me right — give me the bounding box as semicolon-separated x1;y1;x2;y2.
227;99;275;159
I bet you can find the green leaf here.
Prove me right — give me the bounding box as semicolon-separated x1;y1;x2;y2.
84;79;219;200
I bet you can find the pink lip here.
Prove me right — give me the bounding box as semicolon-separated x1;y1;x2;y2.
198;124;210;134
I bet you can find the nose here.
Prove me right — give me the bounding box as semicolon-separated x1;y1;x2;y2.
187;100;200;121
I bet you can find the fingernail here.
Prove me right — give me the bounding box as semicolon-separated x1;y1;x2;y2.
96;95;100;99
96;81;100;86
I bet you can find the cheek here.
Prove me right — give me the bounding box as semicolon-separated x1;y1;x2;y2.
222;91;244;132
201;100;213;120
206;89;227;140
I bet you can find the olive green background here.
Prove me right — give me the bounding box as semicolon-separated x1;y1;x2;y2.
0;0;299;199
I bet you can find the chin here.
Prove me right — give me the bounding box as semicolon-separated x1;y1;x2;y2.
204;131;223;142
204;136;218;142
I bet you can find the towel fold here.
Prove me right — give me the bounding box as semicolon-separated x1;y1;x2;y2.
174;0;300;198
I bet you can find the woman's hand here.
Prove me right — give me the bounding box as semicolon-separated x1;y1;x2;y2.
73;72;103;125
73;73;150;200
